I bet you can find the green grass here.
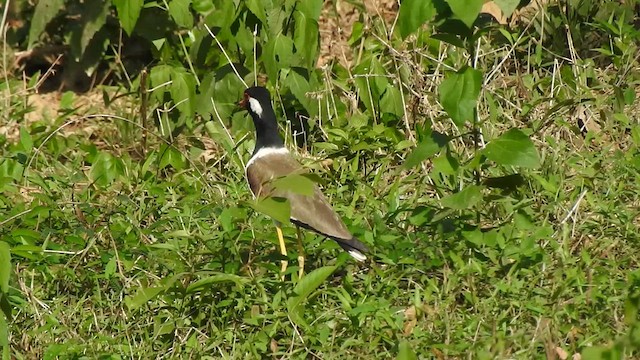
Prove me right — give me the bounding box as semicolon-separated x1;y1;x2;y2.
2;0;640;359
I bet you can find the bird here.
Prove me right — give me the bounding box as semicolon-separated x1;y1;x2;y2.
238;86;369;278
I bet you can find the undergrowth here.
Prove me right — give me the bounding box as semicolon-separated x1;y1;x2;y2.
1;0;640;359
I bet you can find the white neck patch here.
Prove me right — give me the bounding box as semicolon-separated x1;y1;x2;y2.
248;97;263;118
245;146;289;170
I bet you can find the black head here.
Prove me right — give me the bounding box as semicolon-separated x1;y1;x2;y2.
239;86;273;119
238;86;283;152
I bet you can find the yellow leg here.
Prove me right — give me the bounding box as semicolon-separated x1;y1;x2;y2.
296;226;305;278
276;226;287;279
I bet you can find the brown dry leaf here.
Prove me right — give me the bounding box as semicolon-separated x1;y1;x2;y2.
572;353;581;360
575;104;601;136
270;338;278;355
481;1;507;24
320;158;334;167
403;305;417;336
432;348;445;360
555;346;569;360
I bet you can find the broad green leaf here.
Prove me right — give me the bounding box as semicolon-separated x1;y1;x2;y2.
0;292;11;321
169;0;194;28
380;85;404;118
150;65;172;102
186;274;249;293
159;145;187;170
263;34;294;81
397;340;417;360
245;0;268;24
0;309;7;349
90;152;122;186
285;68;313;116
251;197;291;224
113;0;145;34
287;266;336;327
432;33;465;48
0;242;10;293
266;3;288;37
397;0;436;39
28;0;66;48
439;67;482;127
445;0;483;28
69;0;111;60
297;0;322;21
59;91;75;110
170;67;196;118
19;127;32;152
271;174;315;196
125;286;165;310
483;129;540;168
293;10;319;69
494;0;520;18
441;185;483;210
581;346;622;360
9;245;42;260
192;0;214;14
404;131;449;168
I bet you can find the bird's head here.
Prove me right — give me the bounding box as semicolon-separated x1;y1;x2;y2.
239;86;272;119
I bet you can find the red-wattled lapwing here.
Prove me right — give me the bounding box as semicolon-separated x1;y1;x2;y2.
239;86;369;278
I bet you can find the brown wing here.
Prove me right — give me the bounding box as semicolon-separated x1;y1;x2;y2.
245;152;353;241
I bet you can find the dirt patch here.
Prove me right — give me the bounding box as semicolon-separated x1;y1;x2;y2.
318;0;398;68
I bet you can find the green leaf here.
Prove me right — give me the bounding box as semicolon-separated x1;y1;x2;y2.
397;340;417;360
169;0;194;28
251;197;291;224
28;0;66;48
483;129;540;168
271;174;315;196
404;132;448;168
69;0;111;61
439;67;482;127
441;185;483;210
263;34;294;81
0;309;7;350
113;0;144;35
287;266;336;327
19;127;32;152
150;65;172;102
293;10;319;69
125;286;165;310
397;0;436;39
285;68;313;115
60;91;75;110
193;0;214;14
380;85;404;118
170;67;197;119
0;292;11;321
445;0;484;28
186;274;249;293
245;0;268;24
90;152;122;186
0;242;10;293
494;0;520;18
581;346;622;360
297;0;322;21
159;145;187;170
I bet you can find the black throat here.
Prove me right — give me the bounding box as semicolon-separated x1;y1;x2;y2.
250;103;284;156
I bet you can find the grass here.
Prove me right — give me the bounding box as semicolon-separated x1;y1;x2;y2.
2;0;640;359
